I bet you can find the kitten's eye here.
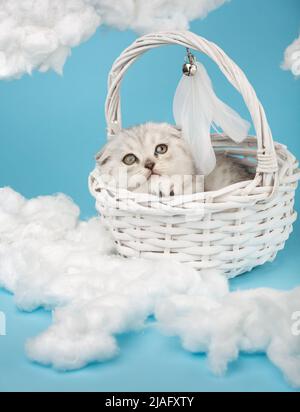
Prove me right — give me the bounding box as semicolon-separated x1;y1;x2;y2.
155;144;168;155
122;153;138;165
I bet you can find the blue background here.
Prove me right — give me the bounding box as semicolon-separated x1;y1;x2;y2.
0;0;300;392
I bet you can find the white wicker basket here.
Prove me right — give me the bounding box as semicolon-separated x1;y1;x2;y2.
89;31;300;278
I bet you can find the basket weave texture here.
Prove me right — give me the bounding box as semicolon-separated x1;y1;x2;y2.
89;31;300;278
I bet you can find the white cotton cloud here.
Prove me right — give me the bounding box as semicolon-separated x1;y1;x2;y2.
91;0;230;34
0;0;229;80
282;35;300;78
0;0;101;79
156;288;300;388
26;265;227;370
0;187;299;388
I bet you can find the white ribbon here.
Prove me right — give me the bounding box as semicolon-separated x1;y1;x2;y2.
173;62;250;175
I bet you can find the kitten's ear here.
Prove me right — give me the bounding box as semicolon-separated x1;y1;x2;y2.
95;148;112;167
171;125;183;138
95;149;103;161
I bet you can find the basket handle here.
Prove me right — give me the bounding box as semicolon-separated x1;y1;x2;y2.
105;31;278;184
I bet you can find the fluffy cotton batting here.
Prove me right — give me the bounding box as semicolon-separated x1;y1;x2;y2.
0;187;299;388
0;0;229;80
92;0;230;34
156;288;300;388
282;35;300;78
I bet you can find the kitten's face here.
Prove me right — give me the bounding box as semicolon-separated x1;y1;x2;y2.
96;123;196;191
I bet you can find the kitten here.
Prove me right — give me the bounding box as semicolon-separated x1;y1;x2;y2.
205;154;253;192
96;123;198;196
96;122;252;195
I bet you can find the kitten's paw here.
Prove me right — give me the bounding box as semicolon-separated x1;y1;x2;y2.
148;175;169;197
149;175;204;197
149;176;185;197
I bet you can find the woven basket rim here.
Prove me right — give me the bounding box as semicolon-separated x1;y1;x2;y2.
89;138;300;215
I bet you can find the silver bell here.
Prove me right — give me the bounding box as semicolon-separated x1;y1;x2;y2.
182;62;197;77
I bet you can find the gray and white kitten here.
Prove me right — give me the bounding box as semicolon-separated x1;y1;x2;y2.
96;122;252;195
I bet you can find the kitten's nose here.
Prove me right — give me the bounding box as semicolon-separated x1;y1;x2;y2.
145;160;155;170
